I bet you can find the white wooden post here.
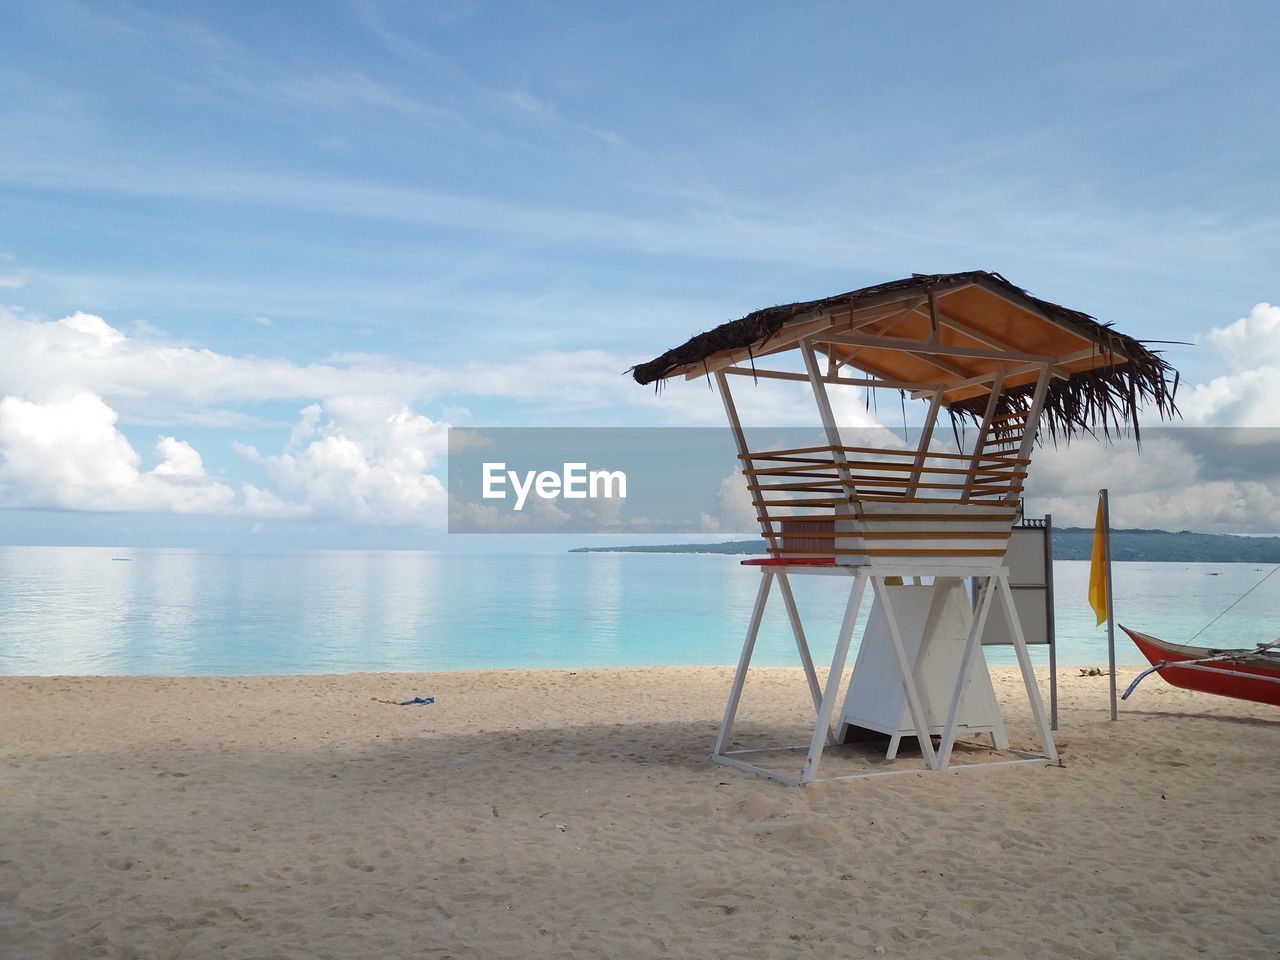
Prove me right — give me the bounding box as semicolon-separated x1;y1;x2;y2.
715;370;781;556
713;570;774;757
776;572;831;741
906;390;943;498
799;338;857;521
1012;364;1053;471
937;571;1000;769
998;573;1058;761
799;574;868;784
963;365;1006;502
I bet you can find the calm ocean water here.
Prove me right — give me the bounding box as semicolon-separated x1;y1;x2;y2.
1;546;1277;676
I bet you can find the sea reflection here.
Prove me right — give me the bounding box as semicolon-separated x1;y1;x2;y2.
368;551;439;655
0;547;138;673
299;552;376;669
126;549;202;672
1;548;1278;675
582;553;622;659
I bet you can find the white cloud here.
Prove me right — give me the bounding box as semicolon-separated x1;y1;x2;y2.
1203;303;1280;370
0;307;720;526
1181;304;1280;427
240;483;312;519
59;310;127;347
699;469;759;534
0;307;643;427
0;392;235;514
239;399;450;527
1025;432;1280;534
0;391;452;525
151;436;207;478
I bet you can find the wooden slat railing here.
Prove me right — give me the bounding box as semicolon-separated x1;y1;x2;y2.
738;442;1027;565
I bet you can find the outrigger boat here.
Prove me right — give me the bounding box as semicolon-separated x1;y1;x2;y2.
1120;626;1280;707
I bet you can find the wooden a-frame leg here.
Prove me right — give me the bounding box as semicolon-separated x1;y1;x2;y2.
713;570;773;757
938;573;999;770
998;573;1058;762
886;731;902;761
798;574;866;784
988;672;1010;751
956;577;1008;750
873;576;940;771
776;571;835;745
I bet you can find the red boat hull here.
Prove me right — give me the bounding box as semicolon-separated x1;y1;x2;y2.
1121;625;1280;707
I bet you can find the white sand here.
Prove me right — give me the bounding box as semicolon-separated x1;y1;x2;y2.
2;667;1277;959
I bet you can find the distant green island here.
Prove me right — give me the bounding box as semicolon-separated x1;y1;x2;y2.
571;528;1280;563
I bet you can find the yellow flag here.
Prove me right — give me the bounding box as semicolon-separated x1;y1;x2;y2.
1088;494;1109;626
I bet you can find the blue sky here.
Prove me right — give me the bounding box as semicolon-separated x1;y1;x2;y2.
1;1;1278;548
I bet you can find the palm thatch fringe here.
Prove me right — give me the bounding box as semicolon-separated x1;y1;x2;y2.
947;354;1178;444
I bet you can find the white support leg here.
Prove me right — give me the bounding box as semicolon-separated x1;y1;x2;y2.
799;574;867;784
776;572;833;743
999;574;1059;762
872;576;939;771
958;576;1008;750
713;570;774;757
937;573;999;770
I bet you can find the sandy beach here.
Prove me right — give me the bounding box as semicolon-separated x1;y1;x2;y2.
2;666;1277;959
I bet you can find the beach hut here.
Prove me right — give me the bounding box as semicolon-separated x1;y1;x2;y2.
632;271;1177;784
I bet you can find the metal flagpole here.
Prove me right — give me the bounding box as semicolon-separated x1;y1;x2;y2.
1102;489;1118;721
1044;513;1058;731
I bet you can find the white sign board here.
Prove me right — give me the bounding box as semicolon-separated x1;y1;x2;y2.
981;525;1051;646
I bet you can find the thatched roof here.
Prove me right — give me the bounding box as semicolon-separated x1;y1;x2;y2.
631;271;1179;439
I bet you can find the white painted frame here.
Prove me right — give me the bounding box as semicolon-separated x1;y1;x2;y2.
709;563;1058;786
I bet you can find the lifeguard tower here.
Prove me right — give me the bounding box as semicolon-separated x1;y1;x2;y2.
632;272;1176;785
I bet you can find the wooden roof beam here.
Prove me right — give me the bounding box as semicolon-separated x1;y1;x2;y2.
929;307;1125;385
682;332;812;381
898;349;973;380
819;332;1057;366
909;353;1084;400
829;351;927;386
929;308;1022;354
679;297;928;380
721;366;938;392
829;305;923;373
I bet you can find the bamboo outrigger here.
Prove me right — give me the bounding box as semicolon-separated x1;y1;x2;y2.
634;271;1178;784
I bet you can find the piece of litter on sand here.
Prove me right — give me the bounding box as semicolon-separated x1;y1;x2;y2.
370;695;436;706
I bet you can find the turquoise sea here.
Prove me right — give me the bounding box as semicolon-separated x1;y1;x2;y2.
1;547;1277;676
